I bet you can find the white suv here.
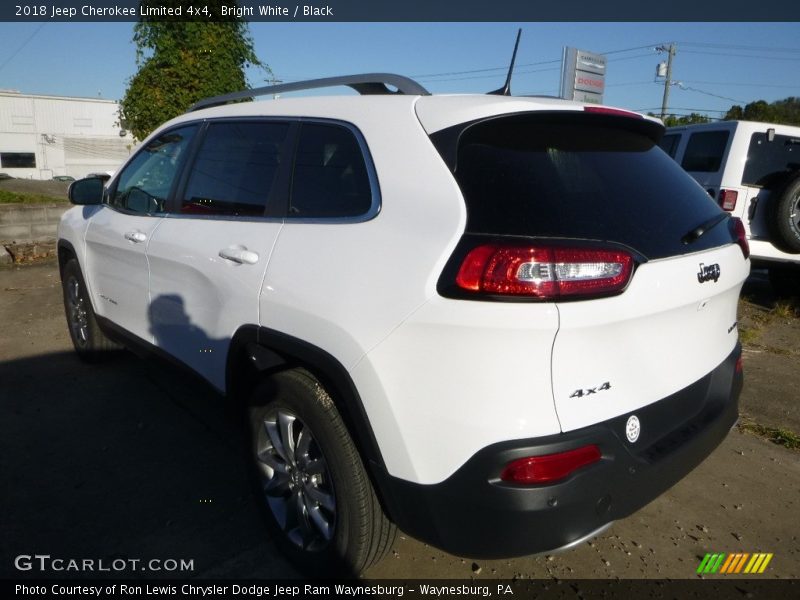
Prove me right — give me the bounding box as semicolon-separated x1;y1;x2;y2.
661;120;800;295
58;74;749;575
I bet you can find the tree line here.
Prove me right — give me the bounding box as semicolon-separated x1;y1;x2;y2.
660;97;800;127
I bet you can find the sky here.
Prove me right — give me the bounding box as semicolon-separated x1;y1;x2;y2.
1;22;799;119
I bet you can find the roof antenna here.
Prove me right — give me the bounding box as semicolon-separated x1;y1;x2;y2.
489;28;522;96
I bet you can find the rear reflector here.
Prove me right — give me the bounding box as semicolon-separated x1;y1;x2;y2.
456;245;634;299
735;356;744;374
731;217;750;259
500;445;602;484
719;189;738;211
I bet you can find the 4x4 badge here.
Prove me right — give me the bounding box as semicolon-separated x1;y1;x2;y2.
697;263;721;283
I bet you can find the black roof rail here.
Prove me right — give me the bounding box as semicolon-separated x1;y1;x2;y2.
188;73;430;112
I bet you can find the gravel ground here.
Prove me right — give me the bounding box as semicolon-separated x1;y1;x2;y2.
1;263;798;581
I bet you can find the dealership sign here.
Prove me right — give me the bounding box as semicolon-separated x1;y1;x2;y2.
560;47;607;104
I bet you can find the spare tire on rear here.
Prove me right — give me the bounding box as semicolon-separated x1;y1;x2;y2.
768;174;800;254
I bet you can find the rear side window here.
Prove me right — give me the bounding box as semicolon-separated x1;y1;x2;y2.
289;122;372;218
681;131;730;172
438;113;732;260
658;133;680;158
742;132;800;188
181;121;289;216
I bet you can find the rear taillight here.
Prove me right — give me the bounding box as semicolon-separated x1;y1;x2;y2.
455;244;634;299
719;189;738;211
731;217;750;259
500;445;602;484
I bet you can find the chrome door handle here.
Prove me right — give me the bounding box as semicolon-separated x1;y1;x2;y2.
219;247;259;265
124;231;147;243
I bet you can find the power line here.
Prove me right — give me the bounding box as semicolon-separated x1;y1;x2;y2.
681;50;800;61
411;59;560;80
679;80;800;89
606;81;656;87
416;66;560;84
599;44;666;55
410;44;664;81
677;41;800;54
0;23;46;75
674;84;748;104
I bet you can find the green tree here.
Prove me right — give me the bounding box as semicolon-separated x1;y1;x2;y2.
723;97;800;126
661;113;711;127
120;0;268;140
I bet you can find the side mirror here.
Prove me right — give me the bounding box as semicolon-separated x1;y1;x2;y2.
68;177;104;206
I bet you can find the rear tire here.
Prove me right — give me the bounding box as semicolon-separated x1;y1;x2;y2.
768;175;800;254
246;369;396;576
61;258;120;361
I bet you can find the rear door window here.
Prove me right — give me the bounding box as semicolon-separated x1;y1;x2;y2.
742;132;800;188
436;113;732;260
180;121;290;217
680;131;730;172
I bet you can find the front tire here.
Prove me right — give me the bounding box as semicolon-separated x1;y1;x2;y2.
247;369;396;576
61;258;119;360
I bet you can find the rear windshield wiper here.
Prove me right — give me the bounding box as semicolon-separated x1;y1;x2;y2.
681;213;729;245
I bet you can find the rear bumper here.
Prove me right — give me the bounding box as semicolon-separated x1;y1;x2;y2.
375;344;742;558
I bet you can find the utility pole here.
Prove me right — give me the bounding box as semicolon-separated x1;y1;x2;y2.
658;44;676;119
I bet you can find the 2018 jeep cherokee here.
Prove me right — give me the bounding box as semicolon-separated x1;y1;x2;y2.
58;74;749;575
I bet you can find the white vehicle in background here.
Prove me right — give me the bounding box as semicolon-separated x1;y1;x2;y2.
661;120;800;295
57;73;749;575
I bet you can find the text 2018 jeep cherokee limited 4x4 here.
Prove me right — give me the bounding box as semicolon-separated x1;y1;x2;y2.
58;74;749;575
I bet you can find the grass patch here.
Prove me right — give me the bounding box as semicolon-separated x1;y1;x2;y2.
738;420;800;451
738;326;761;346
772;300;800;320
0;189;67;204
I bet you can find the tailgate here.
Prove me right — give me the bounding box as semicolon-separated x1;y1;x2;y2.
551;243;749;432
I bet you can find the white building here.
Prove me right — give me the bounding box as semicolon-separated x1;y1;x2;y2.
0;91;134;180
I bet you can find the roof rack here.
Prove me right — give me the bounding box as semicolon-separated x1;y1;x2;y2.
188;73;430;112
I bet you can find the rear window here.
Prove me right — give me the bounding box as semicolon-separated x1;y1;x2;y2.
742;132;800;188
681;131;730;172
436;113;733;260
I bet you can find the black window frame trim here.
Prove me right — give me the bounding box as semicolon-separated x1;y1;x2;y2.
105;116;382;224
282;117;382;224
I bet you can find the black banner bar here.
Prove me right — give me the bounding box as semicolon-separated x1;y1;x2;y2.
5;579;800;600
2;0;800;22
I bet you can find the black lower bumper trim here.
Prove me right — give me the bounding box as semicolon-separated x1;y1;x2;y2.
375;345;742;558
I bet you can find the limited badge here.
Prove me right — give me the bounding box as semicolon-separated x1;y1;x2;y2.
626;415;641;443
